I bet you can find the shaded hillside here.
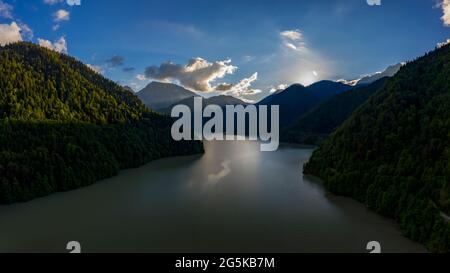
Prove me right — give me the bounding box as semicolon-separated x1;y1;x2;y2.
283;77;388;144
305;80;351;100
0;42;202;203
304;44;450;252
257;84;320;128
257;81;350;128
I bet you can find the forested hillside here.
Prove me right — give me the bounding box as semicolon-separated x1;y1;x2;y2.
0;42;203;203
283;78;388;144
304;44;450;252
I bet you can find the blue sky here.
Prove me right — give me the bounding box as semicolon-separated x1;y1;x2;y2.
0;0;449;101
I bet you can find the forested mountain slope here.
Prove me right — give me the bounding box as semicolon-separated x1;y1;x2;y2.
304;44;450;252
283;78;388;144
0;42;203;204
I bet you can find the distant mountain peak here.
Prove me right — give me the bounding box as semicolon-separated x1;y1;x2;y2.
337;62;404;86
137;81;198;111
123;85;134;92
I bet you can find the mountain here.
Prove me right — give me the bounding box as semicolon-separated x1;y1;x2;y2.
257;81;351;128
123;85;134;92
338;63;403;86
305;80;352;100
0;42;202;204
282;77;389;144
304;44;450;252
161;95;248;114
137;81;198;111
357;63;403;86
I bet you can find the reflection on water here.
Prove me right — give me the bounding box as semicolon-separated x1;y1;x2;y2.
0;140;426;253
207;160;231;185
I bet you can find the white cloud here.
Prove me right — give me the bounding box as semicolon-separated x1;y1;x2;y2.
67;0;81;6
336;79;360;86
280;29;308;53
269;84;287;93
52;9;70;31
143;57;237;92
0;0;13;19
136;74;147;81
276;29;332;86
44;0;81;6
441;0;450;26
226;72;261;96
38;36;67;54
0;22;22;46
367;0;381;6
338;62;404;86
437;38;450;48
44;0;63;4
142;58;260;101
18;22;33;39
54;9;70;22
280;29;302;41
87;64;103;74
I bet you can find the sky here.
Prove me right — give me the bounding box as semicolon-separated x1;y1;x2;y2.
0;0;449;102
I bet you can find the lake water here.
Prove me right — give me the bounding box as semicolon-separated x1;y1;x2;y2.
0;140;426;253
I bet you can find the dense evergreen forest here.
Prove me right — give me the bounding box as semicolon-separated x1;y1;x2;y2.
0;42;203;204
304;44;450;252
282;78;389;145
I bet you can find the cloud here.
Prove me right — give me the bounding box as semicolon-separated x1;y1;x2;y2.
367;0;381;6
269;84;287;94
44;0;81;6
87;64;103;74
0;22;22;46
52;9;70;30
53;9;69;22
44;0;64;4
106;55;124;67
441;0;450;26
336;79;360;86
123;67;135;72
38;36;68;54
18;22;33;39
141;58;260;101
280;29;308;53
338;62;404;86
275;29;332;86
437;38;450;48
136;74;147;81
224;72;261;96
0;0;13;19
143;57;237;92
242;55;254;63
280;29;302;41
67;0;81;6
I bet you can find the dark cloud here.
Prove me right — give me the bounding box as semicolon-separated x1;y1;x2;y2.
123;67;135;72
106;55;124;67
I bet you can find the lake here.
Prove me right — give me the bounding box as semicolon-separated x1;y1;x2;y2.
0;140;426;253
